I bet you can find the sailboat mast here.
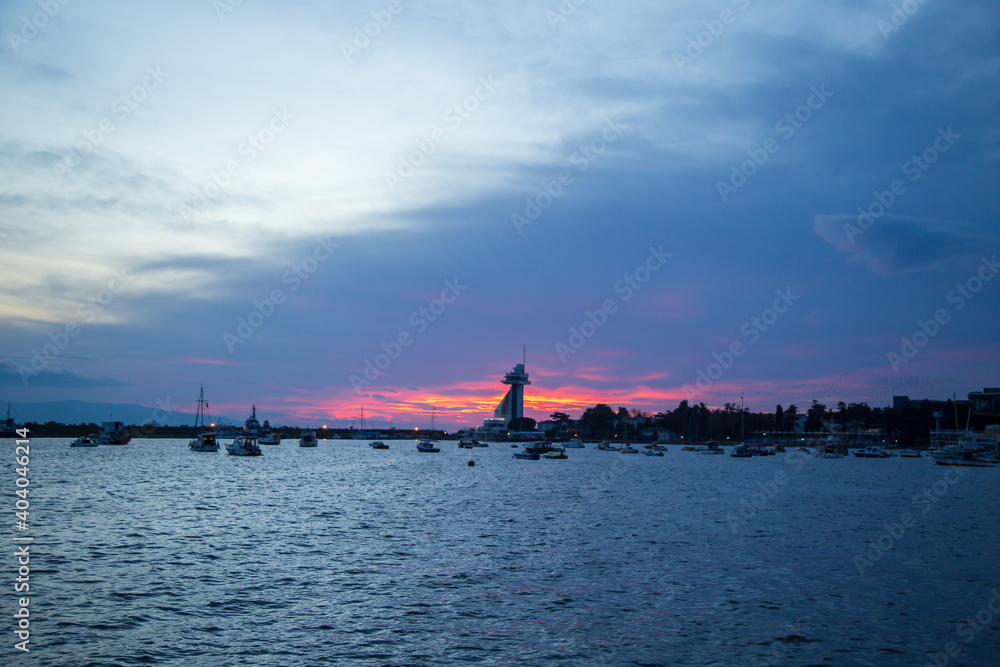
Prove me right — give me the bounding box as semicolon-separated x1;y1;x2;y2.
741;394;745;442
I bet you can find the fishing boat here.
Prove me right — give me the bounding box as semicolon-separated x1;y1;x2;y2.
853;446;890;458
417;440;440;453
564;437;584;448
226;435;262;456
259;419;281;445
370;440;388;449
70;434;98;447
513;451;540;460
95;420;131;445
730;444;753;458
299;430;318;447
187;387;219;452
458;438;475;449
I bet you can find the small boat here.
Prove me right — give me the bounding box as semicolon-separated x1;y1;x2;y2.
95;420;131;445
897;449;922;458
644;449;664;457
226;435;262;456
259;420;281;445
417;440;440;453
853;446;890;458
597;441;618;451
730;444;753;458
472;439;488;447
299;430;318;447
513;451;540;460
70;435;98;447
370;440;388;449
817;446;844;459
700;441;725;455
930;446;998;467
543;450;567;459
619;444;639;454
458;438;475;449
188;388;219;452
564;437;584;448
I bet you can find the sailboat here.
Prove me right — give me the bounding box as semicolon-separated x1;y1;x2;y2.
188;388;219;452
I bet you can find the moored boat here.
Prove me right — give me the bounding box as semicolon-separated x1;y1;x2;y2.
369;440;388;449
564;437;584;448
417;440;440;453
543;450;567;459
644;449;664;456
226;435;262;456
96;420;131;445
853;446;890;458
299;430;318;447
513;451;540;460
930;446;998;467
70;434;98;447
897;448;922;458
188;387;219;452
259;420;281;445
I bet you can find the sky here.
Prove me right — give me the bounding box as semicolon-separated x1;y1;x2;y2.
1;0;998;429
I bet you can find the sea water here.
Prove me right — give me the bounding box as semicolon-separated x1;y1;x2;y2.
6;439;1000;665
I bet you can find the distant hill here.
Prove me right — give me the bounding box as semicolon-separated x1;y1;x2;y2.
1;400;240;427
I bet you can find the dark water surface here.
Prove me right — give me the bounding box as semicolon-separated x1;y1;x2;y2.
6;438;1000;665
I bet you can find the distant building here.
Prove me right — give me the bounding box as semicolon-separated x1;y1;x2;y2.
968;388;1000;414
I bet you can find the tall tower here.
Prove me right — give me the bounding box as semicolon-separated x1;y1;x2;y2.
501;363;531;426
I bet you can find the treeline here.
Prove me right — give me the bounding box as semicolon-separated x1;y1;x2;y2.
549;399;984;445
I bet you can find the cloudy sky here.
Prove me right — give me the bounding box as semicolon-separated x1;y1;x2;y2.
2;0;998;429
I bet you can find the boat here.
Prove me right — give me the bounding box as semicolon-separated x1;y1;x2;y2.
259;419;281;445
817;446;844;459
730;444;753;458
597;441;618;451
620;443;639;454
525;441;561;454
853;446;890;458
897;448;922;458
513;451;540;460
70;434;98;447
700;441;725;455
930;446;998;467
458;438;475;449
299;430;318;447
644;449;664;456
95;420;131;445
543;450;568;459
188;387;219;452
369;440;388;449
0;402;22;438
226;435;262;456
242;405;262;438
417;440;440;453
564;437;584;448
